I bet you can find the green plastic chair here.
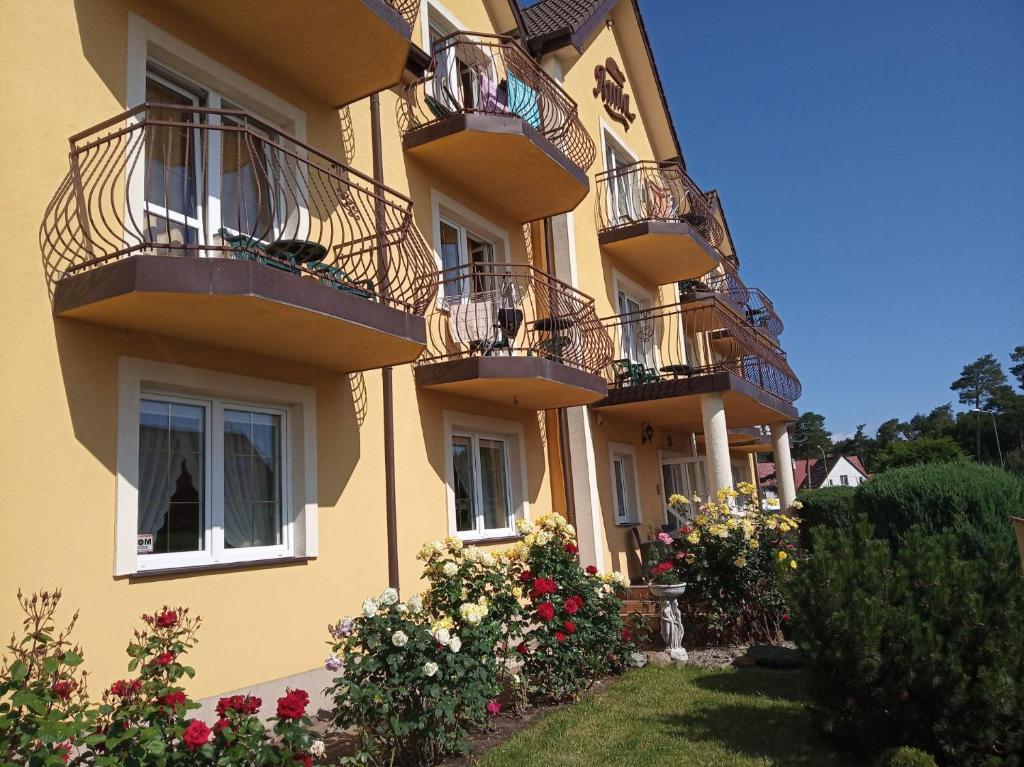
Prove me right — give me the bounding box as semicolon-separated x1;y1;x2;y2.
217;228;298;274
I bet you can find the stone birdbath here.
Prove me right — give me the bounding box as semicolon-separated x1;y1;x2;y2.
648;582;688;663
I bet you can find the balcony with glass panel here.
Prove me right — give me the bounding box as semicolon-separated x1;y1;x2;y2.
596;160;723;285
158;0;419;106
399;32;596;223
45;103;437;372
414;262;613;409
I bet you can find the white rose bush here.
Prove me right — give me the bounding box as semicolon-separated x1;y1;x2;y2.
324;519;636;765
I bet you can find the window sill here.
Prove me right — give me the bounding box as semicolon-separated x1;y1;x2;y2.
457;534;522;546
615;522;640;528
125;556;315;580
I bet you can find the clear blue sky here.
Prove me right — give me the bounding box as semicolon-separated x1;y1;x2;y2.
638;0;1024;436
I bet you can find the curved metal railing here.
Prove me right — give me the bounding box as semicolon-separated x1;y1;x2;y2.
684;258;750;306
398;32;596;173
598;297;800;403
418;262;613;376
743;288;784;337
596;160;724;248
43;104;438;314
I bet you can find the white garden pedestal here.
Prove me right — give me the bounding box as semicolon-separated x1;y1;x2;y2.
649;582;688;663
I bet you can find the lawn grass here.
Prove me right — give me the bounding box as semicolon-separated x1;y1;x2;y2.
477;665;868;767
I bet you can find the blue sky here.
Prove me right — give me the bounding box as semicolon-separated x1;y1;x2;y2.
637;0;1024;436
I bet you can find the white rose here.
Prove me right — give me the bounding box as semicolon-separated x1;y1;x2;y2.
449;635;462;653
443;561;459;576
310;740;326;758
362;598;378;618
391;630;408;647
407;594;423;614
434;627;451;646
423;661;439;677
396;603;409;614
379;587;399;606
481;552;495;566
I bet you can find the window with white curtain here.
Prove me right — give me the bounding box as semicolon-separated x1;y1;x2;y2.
136;393;290;568
450;430;513;538
610;444;640;524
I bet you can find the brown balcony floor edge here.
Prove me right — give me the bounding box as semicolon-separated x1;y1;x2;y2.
402;113;590;222
415;356;608;410
53;256;427;373
591;370;797;426
598;220;720;256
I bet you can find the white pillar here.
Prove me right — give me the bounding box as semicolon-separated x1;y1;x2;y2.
700;392;734;497
564;407;606;571
770;422;797;509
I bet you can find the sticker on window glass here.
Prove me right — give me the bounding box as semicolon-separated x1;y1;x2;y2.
137;533;155;555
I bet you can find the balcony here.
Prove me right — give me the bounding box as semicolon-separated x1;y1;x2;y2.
596;161;723;285
414;263;612;409
45;104;437;373
399;32;595;223
697;426;773;454
682;263;784;342
591;298;800;428
159;0;419;106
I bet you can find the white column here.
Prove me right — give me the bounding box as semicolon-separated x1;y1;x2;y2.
700;392;734;497
564;407;606;571
770;422;797;509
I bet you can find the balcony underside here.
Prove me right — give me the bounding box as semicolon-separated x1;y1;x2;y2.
698;428;773;454
160;0;411;106
415;356;607;409
599;222;721;285
403;114;589;223
591;371;797;429
53;256;426;373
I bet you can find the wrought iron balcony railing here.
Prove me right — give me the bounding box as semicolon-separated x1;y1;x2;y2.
596;160;725;247
419;262;613;375
387;0;421;27
44;104;438;314
398;32;596;173
599;298;800;404
684;258;750;306
743;288;784;337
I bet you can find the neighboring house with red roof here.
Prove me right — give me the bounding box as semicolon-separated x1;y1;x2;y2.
758;456;869;497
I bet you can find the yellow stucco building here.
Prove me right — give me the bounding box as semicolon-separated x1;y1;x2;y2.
0;0;800;704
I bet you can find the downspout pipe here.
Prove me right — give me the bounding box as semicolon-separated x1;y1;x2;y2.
371;92;400;591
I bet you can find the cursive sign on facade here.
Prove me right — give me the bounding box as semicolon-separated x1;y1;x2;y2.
593;57;637;131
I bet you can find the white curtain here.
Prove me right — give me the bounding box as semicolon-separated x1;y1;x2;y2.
451;436;475;532
223;410;280;548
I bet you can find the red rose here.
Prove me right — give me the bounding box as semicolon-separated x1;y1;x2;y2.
155;609;178;628
216;693;261;717
564;595;583;615
276;689;309;719
564;542;579;555
108;679;141;698
516;641;529;654
182;719;211;751
585;565;598;575
563;620;576;634
154;651;175;666
621;628;632;642
486;699;502;716
781;613;792;623
530;577;558;599
555;631;567;642
519;570;532;583
53;680;77;699
214;718;231;734
54;743;71;764
159;691;187;709
536;602;555;622
293;754;313;767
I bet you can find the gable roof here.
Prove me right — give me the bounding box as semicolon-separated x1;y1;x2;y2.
520;0;616;54
758;456;870;492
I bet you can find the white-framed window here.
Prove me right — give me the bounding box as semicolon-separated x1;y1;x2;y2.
443;412;528;541
661;454;706;526
116;358;317;575
609;443;641;525
614;273;655;370
439;217;497;297
840;474;849;486
603;130;638;226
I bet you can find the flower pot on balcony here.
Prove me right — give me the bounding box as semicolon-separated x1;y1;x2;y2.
648;582;688;662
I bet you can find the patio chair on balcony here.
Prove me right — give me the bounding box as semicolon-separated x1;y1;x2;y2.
307;262;376;300
611;358;659;387
217;229;298;274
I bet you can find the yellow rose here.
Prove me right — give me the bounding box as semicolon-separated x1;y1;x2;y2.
687;532;700;545
789;560;798;569
748;539;759;550
777;550;787;561
734;557;747;567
